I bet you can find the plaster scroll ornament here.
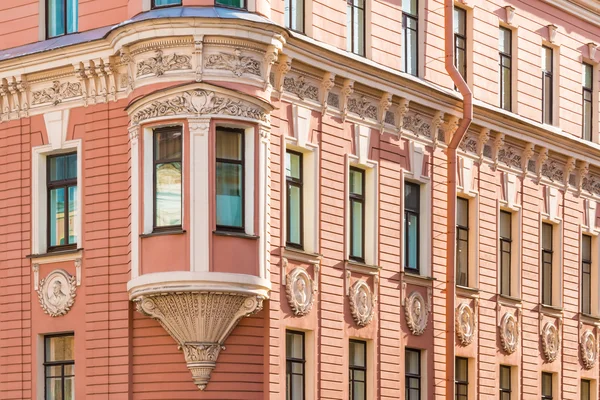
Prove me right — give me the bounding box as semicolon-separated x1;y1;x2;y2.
402;113;432;138
283;75;319;101
285;268;315;316
541;321;560;362
455;302;477;346
349;280;375;327
497;146;522;170
37;269;77;317
132;89;268;124
499;311;519;354
581;330;597;369
541;159;564;183
204;48;262;77
458;134;477;154
31;81;82;106
136;50;192;77
347;95;378;120
404;291;429;336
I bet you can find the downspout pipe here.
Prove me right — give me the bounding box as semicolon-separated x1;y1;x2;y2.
444;1;473;398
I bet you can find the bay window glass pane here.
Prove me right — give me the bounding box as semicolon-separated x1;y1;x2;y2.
351;200;363;259
155;162;182;227
216;130;242;160
155;130;182;160
406;213;418;269
66;0;78;33
288;185;302;244
50;188;66;246
68;186;77;244
48;0;65;38
216;0;244;8
216;162;243;227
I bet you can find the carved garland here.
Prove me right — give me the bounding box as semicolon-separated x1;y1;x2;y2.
31;81;82;106
204;48;261;77
285;268;316;316
37;269;77;317
132;89;268;124
499;311;519;354
581;329;597;369
455;302;477;346
404;291;429;336
349;280;376;327
136;49;192;77
541;321;560;362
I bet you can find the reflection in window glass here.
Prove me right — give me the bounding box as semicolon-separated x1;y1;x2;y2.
405;182;420;273
349;340;367;400
286;331;305;400
47;153;78;249
350;168;365;261
45;335;75;400
154;128;182;228
153;0;181;7
402;0;418;76
347;0;365;56
286;151;303;248
216;128;244;229
47;0;78;38
216;0;245;8
285;0;304;32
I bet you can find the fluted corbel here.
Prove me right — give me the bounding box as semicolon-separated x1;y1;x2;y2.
263;45;279;91
84;60;97;104
319;72;336;114
378;92;392;134
395;97;410;136
576;161;590;196
491;133;505;170
443;115;460;145
563;157;576;189
274;54;292;98
341;79;354;122
477;128;490;164
536;147;549;181
431;111;444;147
119;47;134;93
95;59;108;103
521;142;535;176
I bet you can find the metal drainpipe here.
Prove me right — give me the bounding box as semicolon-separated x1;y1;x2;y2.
444;0;473;398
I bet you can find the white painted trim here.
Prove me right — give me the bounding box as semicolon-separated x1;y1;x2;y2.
244;126;256;236
142;127;154;235
258;126;270;280
130;127;140;278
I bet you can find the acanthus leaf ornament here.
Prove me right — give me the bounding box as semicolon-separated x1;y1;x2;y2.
204;48;261;77
521;142;535;176
491;133;505;170
577;161;590;195
455;302;476;346
378;92;392;133
285;268;316;316
283;75;319;101
477;128;490;164
31;81;82;106
340;79;354;122
347;95;378;120
499;311;519;354
536;147;549;181
581;330;597;369
497;145;522;170
136;49;192;77
349;280;375;327
319;72;336;114
563;156;576;188
37;269;77;317
404;291;429;336
541;321;560;362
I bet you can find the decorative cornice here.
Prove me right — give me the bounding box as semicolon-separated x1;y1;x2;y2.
136;49;192;77
204;48;261;77
31;81;82;106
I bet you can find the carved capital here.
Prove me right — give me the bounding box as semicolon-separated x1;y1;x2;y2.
442;115;459;145
319;72;336;114
536;147;549;181
378;92;392;133
340;79;354;122
521;142;535;176
188;118;211;136
491;133;505;170
477;128;490;164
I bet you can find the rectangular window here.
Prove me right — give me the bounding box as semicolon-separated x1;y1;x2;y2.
405;349;421;400
47;153;78;250
151;0;181;8
47;0;78;38
456;198;469;287
153;128;182;229
499;27;512;111
349;340;367;400
350;168;365;261
582;235;592;314
44;334;75;400
583;63;594;141
499;365;511;400
285;0;304;32
286;151;303;248
286;330;305;400
455;357;468;400
581;379;591;400
405;182;420;273
454;7;467;82
542;372;553;400
402;0;418;76
542;223;553;305
216;128;244;230
215;0;245;8
346;0;365;56
542;46;554;125
500;211;512;296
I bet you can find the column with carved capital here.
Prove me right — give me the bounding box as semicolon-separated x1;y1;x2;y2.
129;125;141;278
189;118;211;272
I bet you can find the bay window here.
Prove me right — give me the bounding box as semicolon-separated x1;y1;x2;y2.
151;0;181;7
215;0;245;9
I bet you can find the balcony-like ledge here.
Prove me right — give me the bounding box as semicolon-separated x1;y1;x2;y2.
127;271;270;390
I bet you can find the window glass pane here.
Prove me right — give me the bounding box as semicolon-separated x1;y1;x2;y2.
346;3;353;52
584;100;593;141
46;336;74;362
216;162;243;227
457;198;468;227
48;0;65;37
286;152;302;180
542;373;553;395
353;382;366;400
457;235;468;286
50;153;77;182
500;211;511;238
286;0;304;31
66;0;78;33
402;0;418;15
49;188;66;247
406;213;418;270
455;358;468;381
453;7;466;35
46;365;62;377
500;366;511;389
355;8;364;56
350;341;366;367
583;270;590;314
583;63;593;89
501;62;512;110
501;246;511;295
155;130;182;161
542;223;553;250
216;130;242;160
542;46;553;72
542;262;552;304
499;27;511;55
64;376;75;400
68;185;77;244
288;185;302;245
405;350;419;374
582;380;590;400
154;0;181;5
350;169;364;195
543;75;553;124
351;200;364;259
215;0;244;7
291;374;304;399
407;23;418;75
155;162;182;227
286;331;303;360
46;377;63;400
583;235;592;260
405;183;420;211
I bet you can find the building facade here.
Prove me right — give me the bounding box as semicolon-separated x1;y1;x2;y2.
2;0;600;399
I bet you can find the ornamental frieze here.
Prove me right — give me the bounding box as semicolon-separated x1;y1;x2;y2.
498;146;523;170
456;302;476;346
402;113;432;138
541;159;564;183
136;49;192;77
31;81;82;106
583;174;600;196
541;321;560;362
204;48;261;77
581;329;597;369
132;89;268;124
347;95;378;120
283;75;319;101
458;134;478;154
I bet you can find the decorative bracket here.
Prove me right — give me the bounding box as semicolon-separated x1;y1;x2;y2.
491;133;505;170
378;92;392;133
536;147;549;182
521;142;535;176
319;72;336;114
340;79;354;122
274;54;293;97
477;128;490;164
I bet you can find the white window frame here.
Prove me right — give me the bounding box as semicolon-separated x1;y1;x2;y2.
32;111;82;254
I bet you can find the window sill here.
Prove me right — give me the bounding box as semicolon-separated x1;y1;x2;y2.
283;247;322;265
402;271;435;287
539;303;563;318
345;259;380;275
140;229;186;238
580;313;600;325
27;248;83;264
213;230;259;240
497;293;522;308
456;285;480;299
